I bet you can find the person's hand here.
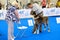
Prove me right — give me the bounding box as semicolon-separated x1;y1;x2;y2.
17;18;21;24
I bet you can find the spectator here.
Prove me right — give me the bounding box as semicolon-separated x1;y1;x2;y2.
56;0;60;7
0;2;2;10
42;0;46;8
46;0;51;8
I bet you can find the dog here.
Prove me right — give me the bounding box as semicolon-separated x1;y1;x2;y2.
30;11;50;34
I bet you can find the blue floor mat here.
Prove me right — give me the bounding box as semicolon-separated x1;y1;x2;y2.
0;17;60;40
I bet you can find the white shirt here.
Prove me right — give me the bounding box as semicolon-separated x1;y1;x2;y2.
32;3;42;15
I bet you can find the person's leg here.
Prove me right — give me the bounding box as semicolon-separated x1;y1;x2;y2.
8;21;14;40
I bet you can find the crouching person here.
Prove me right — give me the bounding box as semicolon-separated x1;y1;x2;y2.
27;3;43;34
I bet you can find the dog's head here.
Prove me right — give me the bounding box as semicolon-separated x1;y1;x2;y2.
30;11;36;15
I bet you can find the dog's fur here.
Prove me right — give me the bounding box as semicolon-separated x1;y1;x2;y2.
30;11;50;33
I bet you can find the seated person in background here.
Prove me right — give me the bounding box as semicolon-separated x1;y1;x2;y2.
46;0;51;8
27;3;43;34
42;0;46;8
56;0;60;7
0;2;2;10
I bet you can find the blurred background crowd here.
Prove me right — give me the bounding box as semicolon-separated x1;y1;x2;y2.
0;0;60;10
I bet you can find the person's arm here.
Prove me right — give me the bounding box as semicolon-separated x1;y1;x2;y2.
14;10;19;19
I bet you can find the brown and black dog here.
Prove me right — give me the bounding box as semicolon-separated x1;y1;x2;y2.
30;11;50;34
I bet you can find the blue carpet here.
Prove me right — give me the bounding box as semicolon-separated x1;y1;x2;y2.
0;17;60;40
